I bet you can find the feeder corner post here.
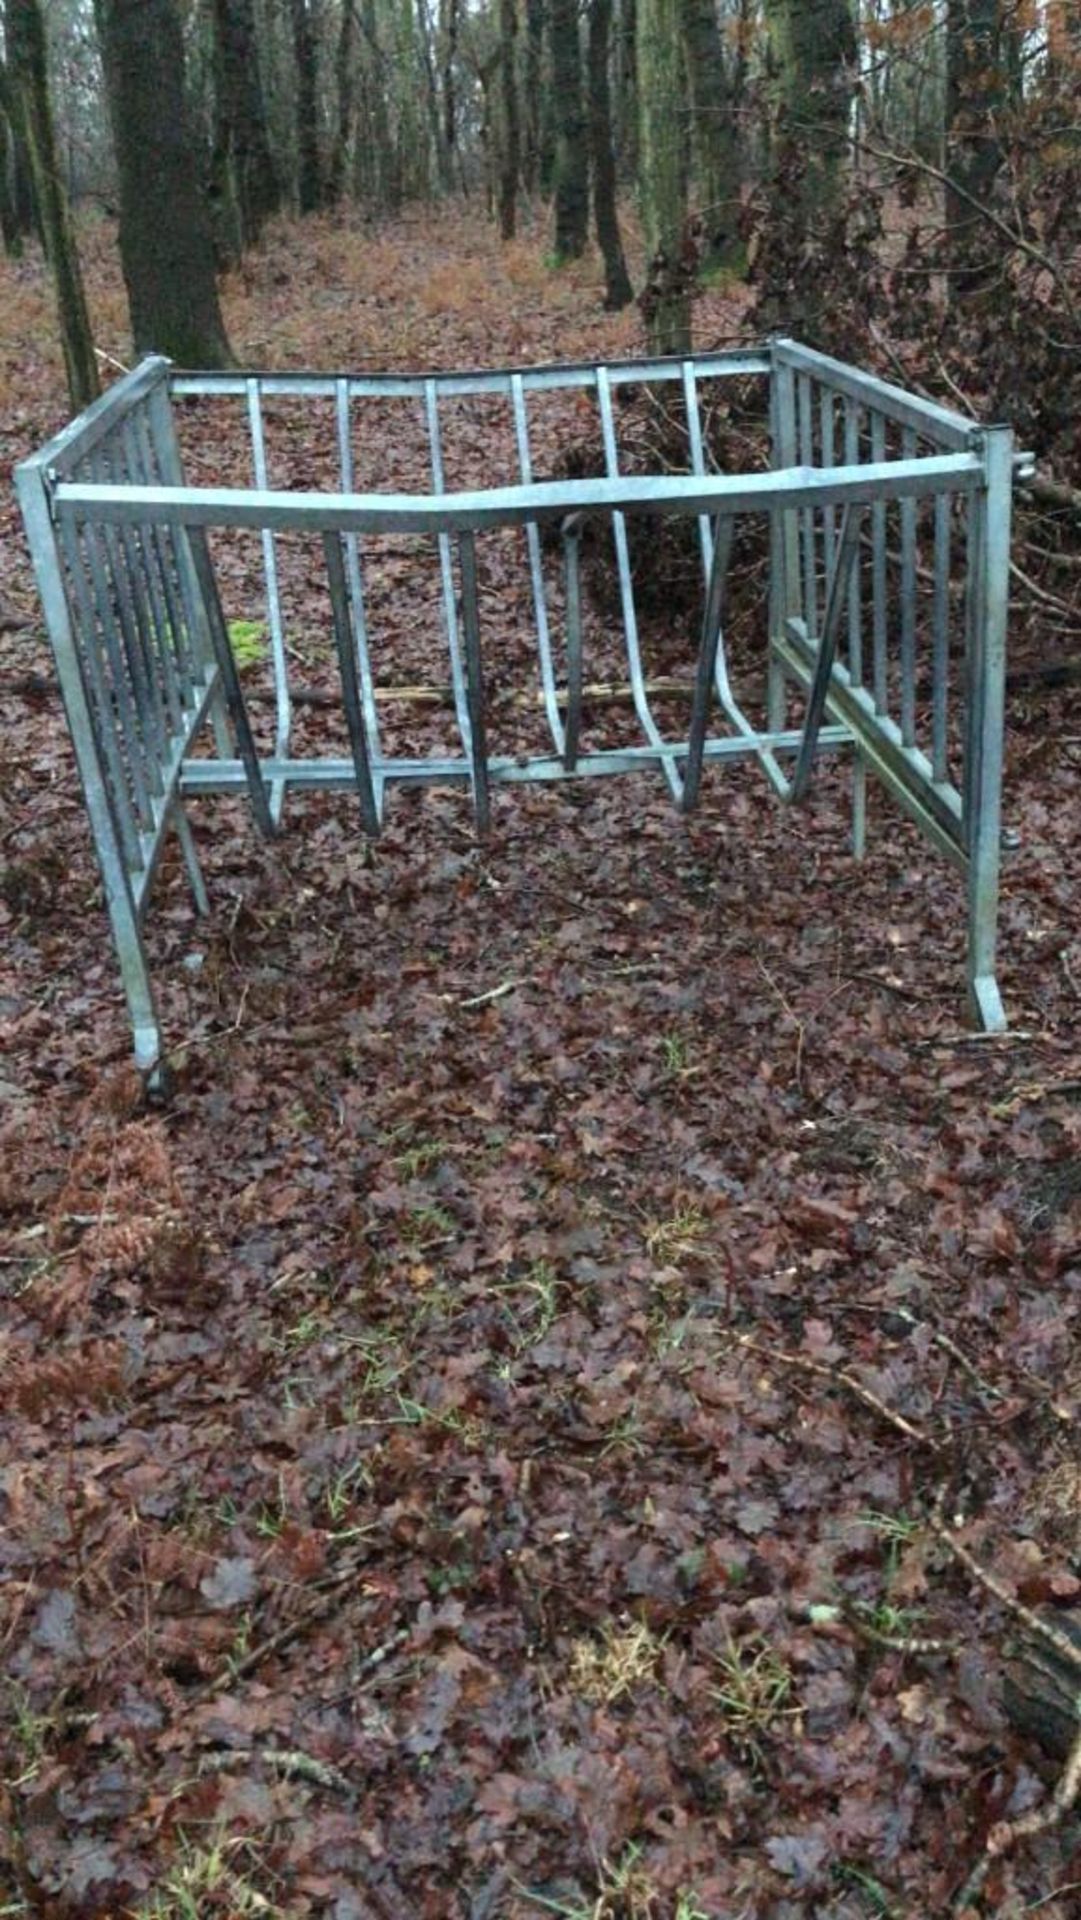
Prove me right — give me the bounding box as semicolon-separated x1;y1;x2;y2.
767;339;800;739
965;421;1013;1034
14;451;166;1083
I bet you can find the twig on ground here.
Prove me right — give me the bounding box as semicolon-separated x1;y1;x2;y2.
953;1715;1081;1915
728;1330;935;1449
930;1512;1081;1674
199;1745;354;1796
888;1306;1005;1403
449;977;531;1011
841;1604;959;1659
195;1548;376;1699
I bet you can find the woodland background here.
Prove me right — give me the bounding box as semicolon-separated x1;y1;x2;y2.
2;4;1081;1920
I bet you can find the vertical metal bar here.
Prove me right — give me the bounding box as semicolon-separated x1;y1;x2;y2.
843;396;867;854
562;516;584;773
790;506;864;803
78;518;159;826
900;426;918;747
457;532;491;834
769;349;800;734
797;373;817;634
116;420;185;736
55;518;145;873
871;411;888;714
682;360;714;583
128;407;199;707
151;379;235;757
15;460;164;1078
682;516;734;812
246;378;290;822
595;364;681;800
99;428;183;736
511;372;564;756
820;385;836;582
932;491;951;783
323;531;381;835
91;447;168;779
424;379;475;760
334;379;382;760
965;426;1011;1032
187;526;275;840
843;398;863;687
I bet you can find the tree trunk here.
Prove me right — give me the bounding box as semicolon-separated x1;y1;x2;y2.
550;0;589;260
945;0;1005;295
440;0;462;187
498;0;520;237
0;60;36;256
210;0;280;254
292;0;323;213
96;0;232;367
7;0;99;408
417;0;452;193
587;0;632;307
679;0;739;270
762;0;857;215
523;0;544;192
637;0;691;352
328;0;357;202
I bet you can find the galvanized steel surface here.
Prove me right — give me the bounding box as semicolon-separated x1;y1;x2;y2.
16;342;1013;1080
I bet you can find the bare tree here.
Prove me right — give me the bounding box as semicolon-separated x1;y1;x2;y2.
96;0;232;365
7;0;98;406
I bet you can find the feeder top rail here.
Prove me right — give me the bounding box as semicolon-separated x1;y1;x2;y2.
22;340;990;493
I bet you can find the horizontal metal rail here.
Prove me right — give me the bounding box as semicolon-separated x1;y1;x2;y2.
168;348;772;400
34;356;171;480
771;339;979;451
53;453;983;536
179;726;854;797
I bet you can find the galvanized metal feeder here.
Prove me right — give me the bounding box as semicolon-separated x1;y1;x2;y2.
17;342;1017;1085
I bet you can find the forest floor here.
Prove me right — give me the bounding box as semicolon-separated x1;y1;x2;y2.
2;205;1081;1920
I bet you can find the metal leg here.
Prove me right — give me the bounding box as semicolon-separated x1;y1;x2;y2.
173;804;210;914
16;462;164;1079
457;532;491;834
965;427;1012;1033
323;531;381;836
561;515;584;773
682;514;733;813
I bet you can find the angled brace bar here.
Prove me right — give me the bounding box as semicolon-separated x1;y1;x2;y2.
595;366;681;801
424;379;476;762
334;378;382;761
323;532;381;836
561;512;586;772
511;372;565;757
789;504;864;804
681;515;734;813
186;527;275;839
457;532;491;834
